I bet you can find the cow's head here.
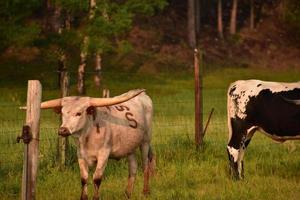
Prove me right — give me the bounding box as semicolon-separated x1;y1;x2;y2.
40;89;145;137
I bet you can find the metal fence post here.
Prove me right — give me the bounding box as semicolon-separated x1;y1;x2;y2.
21;80;42;200
194;48;203;148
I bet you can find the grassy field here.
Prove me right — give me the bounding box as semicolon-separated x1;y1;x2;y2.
0;67;300;199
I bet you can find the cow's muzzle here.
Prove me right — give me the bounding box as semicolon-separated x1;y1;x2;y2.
227;148;243;180
58;127;71;137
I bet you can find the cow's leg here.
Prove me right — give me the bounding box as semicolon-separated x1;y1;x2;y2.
92;149;110;200
236;126;256;178
79;158;89;200
125;153;137;199
140;142;150;195
148;146;156;176
227;117;249;180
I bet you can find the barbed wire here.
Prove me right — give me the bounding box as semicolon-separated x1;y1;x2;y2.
0;100;221;107
0;83;228;168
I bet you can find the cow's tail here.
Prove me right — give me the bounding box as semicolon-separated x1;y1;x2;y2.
148;145;156;176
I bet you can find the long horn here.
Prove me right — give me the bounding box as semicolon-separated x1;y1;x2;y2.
20;98;62;110
40;99;62;109
90;89;145;107
287;99;300;105
282;97;300;105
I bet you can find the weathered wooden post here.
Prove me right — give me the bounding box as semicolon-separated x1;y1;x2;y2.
58;60;69;168
19;80;42;200
194;48;203;148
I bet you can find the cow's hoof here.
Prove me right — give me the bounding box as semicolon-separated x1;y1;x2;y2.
230;172;243;181
92;196;100;200
232;175;241;181
81;194;88;200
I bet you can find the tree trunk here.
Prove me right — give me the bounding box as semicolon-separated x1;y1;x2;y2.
187;0;197;48
279;0;286;19
230;0;238;35
89;0;97;20
217;0;224;39
93;0;106;90
43;0;62;33
53;6;62;33
250;0;255;30
256;0;263;24
77;36;89;95
94;52;102;89
59;55;69;97
77;0;96;95
65;11;71;30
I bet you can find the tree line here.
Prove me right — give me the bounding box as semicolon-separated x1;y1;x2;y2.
187;0;300;47
0;0;167;94
0;0;299;93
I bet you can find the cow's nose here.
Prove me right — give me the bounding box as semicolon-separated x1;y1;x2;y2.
58;127;71;137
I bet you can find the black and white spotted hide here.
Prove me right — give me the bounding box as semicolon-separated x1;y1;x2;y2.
227;80;300;180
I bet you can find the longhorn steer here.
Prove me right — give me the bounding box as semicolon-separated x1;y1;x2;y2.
227;80;300;180
40;89;154;199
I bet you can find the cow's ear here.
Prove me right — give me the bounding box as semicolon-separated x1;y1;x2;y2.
53;106;62;114
87;106;96;120
86;106;96;115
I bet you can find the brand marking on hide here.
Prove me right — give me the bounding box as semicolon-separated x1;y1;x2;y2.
115;105;137;129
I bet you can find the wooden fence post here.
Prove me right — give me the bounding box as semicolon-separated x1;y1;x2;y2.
21;80;42;200
194;48;203;148
58;63;69;168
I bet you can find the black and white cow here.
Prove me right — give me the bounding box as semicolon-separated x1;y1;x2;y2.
227;79;300;179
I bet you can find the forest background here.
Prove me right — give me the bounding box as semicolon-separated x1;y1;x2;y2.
0;0;300;87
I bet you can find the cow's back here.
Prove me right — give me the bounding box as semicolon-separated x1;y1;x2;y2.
101;92;153;158
227;80;300;140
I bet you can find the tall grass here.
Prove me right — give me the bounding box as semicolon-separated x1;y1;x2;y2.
0;67;299;199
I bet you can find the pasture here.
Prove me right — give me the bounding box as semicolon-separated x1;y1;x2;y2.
0;67;300;199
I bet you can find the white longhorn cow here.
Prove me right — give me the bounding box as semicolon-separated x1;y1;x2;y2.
40;89;154;199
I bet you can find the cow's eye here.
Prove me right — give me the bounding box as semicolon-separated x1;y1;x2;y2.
75;112;82;116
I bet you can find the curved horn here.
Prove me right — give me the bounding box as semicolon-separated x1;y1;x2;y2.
40;99;62;109
90;89;145;107
20;98;62;110
282;97;300;105
287;99;300;105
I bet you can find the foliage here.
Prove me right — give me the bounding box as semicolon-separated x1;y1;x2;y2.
56;0;89;13
84;0;168;54
0;0;167;59
280;0;300;44
0;0;41;50
282;1;300;28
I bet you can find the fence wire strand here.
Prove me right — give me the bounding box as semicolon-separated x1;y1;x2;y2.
0;84;227;170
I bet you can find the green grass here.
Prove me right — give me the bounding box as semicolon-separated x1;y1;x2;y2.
0;67;300;199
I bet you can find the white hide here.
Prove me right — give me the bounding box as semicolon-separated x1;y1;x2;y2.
227;146;239;162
